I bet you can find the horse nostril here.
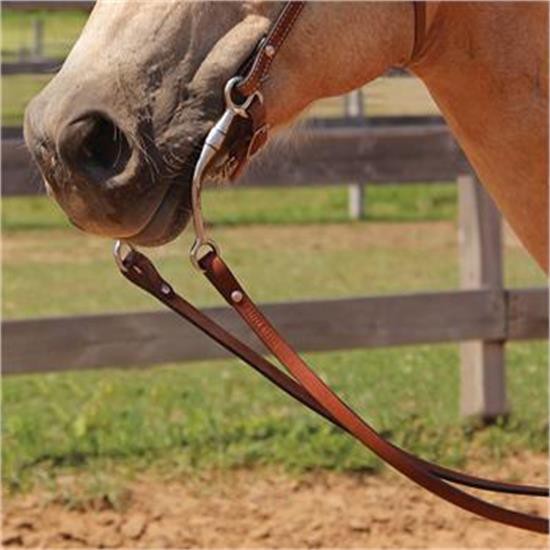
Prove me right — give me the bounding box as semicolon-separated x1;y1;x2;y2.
58;113;132;183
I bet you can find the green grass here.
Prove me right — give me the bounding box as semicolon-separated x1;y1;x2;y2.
2;184;458;234
2;184;462;320
2;190;546;497
2;185;543;319
2;224;461;319
4;344;547;495
1;10;85;124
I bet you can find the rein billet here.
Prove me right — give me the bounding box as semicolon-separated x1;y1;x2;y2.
113;1;549;535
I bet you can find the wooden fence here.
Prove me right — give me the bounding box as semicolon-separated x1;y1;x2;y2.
2;115;457;195
1;17;545;419
2;117;548;420
4;287;546;374
3;0;546;425
3;114;456;219
2;58;63;75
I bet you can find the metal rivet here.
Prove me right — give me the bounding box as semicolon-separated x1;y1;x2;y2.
160;284;172;296
231;290;244;304
265;45;275;58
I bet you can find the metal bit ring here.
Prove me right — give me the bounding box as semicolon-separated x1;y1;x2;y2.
224;77;263;117
113;240;136;272
190;238;221;272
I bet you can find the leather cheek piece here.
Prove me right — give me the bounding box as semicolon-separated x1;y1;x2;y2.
226;98;269;181
227;124;269;181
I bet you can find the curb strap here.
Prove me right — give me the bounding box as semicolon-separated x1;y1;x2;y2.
118;249;549;534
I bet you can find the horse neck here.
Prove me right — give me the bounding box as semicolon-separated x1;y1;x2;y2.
411;2;548;269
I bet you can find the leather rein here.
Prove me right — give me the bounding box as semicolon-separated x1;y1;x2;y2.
114;1;549;534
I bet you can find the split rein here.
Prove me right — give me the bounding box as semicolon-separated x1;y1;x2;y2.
113;2;549;534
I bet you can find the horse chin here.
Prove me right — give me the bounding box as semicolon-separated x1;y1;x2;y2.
119;139;204;247
125;182;192;247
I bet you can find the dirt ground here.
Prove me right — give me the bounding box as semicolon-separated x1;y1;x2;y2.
3;453;548;549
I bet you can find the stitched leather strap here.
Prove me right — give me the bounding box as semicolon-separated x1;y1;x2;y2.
199;252;548;534
236;1;306;98
223;2;305;180
238;1;426;95
118;249;549;534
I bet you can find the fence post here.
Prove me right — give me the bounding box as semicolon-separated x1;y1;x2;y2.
457;173;508;421
32;19;45;58
348;183;365;220
345;90;366;220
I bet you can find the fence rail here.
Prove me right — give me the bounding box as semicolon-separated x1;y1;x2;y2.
3;288;547;376
2;59;64;75
3;117;461;197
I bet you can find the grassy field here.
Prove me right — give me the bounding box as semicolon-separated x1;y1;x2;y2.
3;183;457;233
2;74;52;127
3;188;547;502
2;8;546;506
3;184;544;318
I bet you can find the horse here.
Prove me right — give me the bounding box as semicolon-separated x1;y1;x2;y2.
23;1;548;263
21;2;550;532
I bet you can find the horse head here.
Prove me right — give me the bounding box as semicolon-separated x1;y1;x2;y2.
24;2;416;246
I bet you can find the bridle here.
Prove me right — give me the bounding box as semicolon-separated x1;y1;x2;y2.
114;2;549;534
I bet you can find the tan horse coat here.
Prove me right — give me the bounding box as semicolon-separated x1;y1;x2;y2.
259;2;549;270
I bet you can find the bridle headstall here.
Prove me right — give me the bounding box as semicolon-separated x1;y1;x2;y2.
114;1;549;534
